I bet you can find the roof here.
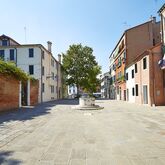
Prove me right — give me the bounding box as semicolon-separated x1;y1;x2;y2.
0;34;20;45
158;3;165;14
0;35;61;64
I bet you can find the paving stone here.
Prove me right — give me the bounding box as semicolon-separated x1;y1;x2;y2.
0;99;165;165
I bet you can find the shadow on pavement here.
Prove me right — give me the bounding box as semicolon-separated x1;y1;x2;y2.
0;99;78;125
0;151;22;165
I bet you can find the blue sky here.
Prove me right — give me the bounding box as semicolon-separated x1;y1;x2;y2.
0;0;164;73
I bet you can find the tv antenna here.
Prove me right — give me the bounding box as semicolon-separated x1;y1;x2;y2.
24;26;27;43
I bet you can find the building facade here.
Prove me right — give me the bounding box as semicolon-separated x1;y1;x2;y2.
109;18;161;102
126;44;165;106
68;84;77;98
101;72;110;98
158;4;165;69
0;34;62;103
109;53;116;99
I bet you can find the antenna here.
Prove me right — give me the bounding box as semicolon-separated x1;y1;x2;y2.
24;26;27;43
122;21;131;30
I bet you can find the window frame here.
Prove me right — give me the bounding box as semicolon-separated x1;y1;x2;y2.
135;63;137;73
29;65;34;75
132;87;135;96
29;48;34;58
143;57;147;69
10;49;15;61
0;50;5;60
132;69;134;78
135;84;138;96
2;40;8;46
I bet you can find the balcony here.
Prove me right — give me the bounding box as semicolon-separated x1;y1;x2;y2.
116;75;125;82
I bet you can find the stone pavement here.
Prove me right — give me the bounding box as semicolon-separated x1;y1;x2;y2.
0;99;165;165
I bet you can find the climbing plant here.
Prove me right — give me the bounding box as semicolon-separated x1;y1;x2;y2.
0;60;33;82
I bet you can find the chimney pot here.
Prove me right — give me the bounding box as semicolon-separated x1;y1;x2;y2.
47;41;52;52
58;54;61;63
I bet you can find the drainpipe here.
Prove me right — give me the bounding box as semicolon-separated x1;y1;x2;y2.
19;81;22;108
39;47;43;103
27;79;30;106
150;50;155;106
15;48;17;66
161;14;164;44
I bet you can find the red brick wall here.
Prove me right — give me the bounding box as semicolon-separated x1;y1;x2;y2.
30;80;39;105
0;75;19;112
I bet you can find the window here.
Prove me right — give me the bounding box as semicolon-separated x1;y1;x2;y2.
51;59;54;67
132;69;134;78
143;57;147;69
135;84;138;96
29;48;34;57
52;72;54;80
42;50;44;59
42;66;44;76
132;87;135;96
42;83;45;93
0;50;4;60
153;39;155;46
135;63;137;73
117;86;119;94
2;40;8;46
73;89;75;93
10;49;14;61
51;85;54;93
126;73;128;80
29;65;34;75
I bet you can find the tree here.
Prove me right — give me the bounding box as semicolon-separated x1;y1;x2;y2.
62;44;101;95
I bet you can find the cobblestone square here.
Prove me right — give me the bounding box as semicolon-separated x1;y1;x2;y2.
0;99;165;165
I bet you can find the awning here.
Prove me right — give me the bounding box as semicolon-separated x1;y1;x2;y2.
158;58;165;69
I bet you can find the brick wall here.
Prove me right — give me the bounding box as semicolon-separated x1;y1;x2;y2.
30;80;39;105
0;75;19;112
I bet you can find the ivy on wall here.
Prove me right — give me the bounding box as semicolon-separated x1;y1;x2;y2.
0;60;36;82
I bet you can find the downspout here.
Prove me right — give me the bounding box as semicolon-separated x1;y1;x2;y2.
150;50;155;106
57;61;59;99
15;48;17;66
161;14;164;44
39;47;43;103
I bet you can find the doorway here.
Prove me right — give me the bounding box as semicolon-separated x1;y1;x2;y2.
143;85;148;104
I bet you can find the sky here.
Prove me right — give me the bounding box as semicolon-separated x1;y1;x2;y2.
0;0;164;73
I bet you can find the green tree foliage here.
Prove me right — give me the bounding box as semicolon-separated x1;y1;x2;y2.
62;44;101;94
0;60;33;82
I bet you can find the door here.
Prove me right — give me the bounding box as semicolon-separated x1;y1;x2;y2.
21;82;28;106
143;85;148;104
119;87;122;100
124;90;126;101
126;89;129;101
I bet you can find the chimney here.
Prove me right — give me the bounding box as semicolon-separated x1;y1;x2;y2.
47;41;52;52
58;54;61;63
150;15;156;23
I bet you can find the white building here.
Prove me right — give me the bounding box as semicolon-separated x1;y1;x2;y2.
0;34;62;103
68;84;77;98
125;65;135;103
101;72;110;98
109;53;116;99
